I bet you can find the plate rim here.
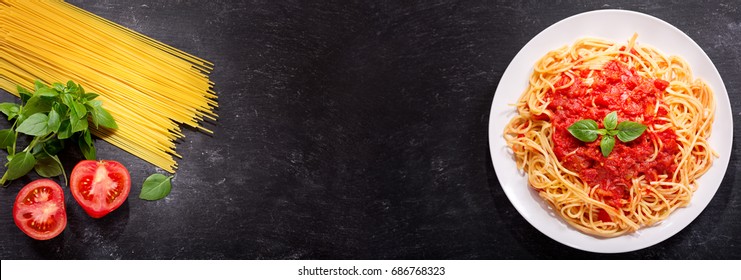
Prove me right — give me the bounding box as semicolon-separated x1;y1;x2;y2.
488;9;734;253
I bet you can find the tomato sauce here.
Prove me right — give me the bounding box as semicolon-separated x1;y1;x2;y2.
546;60;679;208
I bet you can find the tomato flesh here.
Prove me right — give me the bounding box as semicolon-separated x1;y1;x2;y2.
13;179;67;240
70;160;131;218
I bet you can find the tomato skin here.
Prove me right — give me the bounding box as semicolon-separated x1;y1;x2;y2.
70;160;131;218
13;179;67;240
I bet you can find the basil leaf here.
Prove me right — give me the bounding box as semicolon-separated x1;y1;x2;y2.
76;84;85;97
34;154;63;178
17;86;32;103
16;113;50;136
69;100;87;120
42;139;65;156
66;81;77;93
0;103;20;119
0;129;15;149
139;174;174;201
70;114;88;133
83;93;100;100
57;120;73;140
603;111;618;130
21;95;53;121
600;135;615;157
53;82;65;92
61;93;76;107
88;101;117;129
78;130;96;160
34;80;46;91
4;151;36;181
35;87;58;97
47;106;62;133
567;119;600;142
616;121;647;142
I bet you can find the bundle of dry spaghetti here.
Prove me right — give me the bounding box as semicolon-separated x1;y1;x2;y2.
0;0;216;172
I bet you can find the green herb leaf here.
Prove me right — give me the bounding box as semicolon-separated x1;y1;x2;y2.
600;135;616;157
60;93;75;108
17;86;32;103
20;95;53;121
66;80;77;93
16;113;50;136
603;111;618;130
3;151;36;181
616;121;647;142
57;120;73;139
41;139;65;156
34;80;46;91
70;114;88;133
0;129;15;150
87;100;117;129
52;82;65;92
75;84;85;97
34;154;63;178
1;80;118;185
567;119;600;142
78;130;96;160
69;100;87;120
35;87;58;97
139;174;173;201
47;106;62;133
0;103;20;119
82;93;100;100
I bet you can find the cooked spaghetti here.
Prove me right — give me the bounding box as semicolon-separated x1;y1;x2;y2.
0;0;216;172
504;34;715;237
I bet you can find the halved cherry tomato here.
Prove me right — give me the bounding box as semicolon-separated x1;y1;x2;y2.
13;179;67;240
70;160;131;218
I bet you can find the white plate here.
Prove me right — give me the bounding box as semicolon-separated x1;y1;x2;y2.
488;9;733;253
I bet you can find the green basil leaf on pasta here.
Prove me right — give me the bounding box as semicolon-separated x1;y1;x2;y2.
600;135;615;157
567;119;600;142
603;111;618;130
616;121;647;142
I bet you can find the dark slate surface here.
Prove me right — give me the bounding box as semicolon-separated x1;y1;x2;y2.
0;0;739;259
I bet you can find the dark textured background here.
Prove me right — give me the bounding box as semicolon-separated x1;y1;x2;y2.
0;0;739;259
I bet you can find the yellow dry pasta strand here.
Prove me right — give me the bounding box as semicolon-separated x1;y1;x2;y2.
0;0;216;172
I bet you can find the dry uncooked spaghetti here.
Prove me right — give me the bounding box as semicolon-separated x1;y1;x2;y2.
504;34;715;237
0;0;216;172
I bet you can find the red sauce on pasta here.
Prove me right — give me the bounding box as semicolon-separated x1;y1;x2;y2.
546;60;679;209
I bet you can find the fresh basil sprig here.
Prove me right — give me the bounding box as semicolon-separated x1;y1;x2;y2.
567;111;647;157
0;80;118;185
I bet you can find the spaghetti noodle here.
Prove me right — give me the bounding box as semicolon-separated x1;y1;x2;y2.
0;0;216;172
504;34;715;237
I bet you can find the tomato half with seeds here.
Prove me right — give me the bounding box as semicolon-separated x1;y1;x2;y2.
70;160;131;218
13;179;67;240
